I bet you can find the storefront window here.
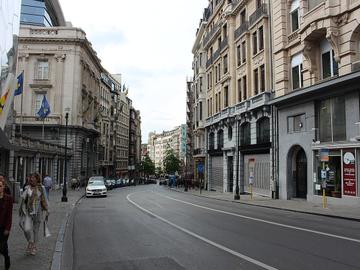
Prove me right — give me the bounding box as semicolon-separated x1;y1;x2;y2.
314;150;342;198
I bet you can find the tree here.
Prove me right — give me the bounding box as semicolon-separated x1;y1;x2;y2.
142;155;155;177
163;147;181;175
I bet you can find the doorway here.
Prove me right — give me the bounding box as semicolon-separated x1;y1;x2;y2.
295;149;307;198
227;156;233;192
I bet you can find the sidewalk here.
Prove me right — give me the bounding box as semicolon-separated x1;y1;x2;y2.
171;187;360;221
3;189;84;270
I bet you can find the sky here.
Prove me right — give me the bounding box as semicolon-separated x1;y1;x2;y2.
60;0;208;143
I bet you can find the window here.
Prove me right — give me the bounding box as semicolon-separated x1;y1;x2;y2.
224;86;229;108
228;126;233;141
259;26;264;51
240;122;251;146
200;77;203;92
36;60;49;80
254;69;259;95
237;78;242;102
257;117;270;144
199;101;203;120
316;97;346;142
256;0;262;8
217;129;224;149
253;32;258;55
209;132;215;150
287;114;306;133
34;93;44;115
215;66;218;82
210;71;213;87
320;39;338;79
290;0;300;32
260;65;265;92
237;45;241;67
240;9;246;24
242;40;246;63
243;76;247;100
291;53;303;89
223;54;228;74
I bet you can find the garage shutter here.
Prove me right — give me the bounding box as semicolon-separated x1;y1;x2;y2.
210;156;223;192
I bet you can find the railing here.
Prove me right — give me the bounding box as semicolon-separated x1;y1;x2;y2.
234;21;249;40
13;134;68;154
15;115;61;125
213;49;220;61
220;37;228;51
249;4;267;26
203;23;220;47
206;57;213;68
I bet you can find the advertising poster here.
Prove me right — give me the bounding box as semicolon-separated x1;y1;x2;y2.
343;149;356;196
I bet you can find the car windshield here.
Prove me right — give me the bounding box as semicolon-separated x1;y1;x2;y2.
88;180;104;186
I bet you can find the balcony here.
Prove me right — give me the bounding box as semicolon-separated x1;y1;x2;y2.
15;115;61;125
206;57;213;68
234;22;249;40
203;23;220;47
220;37;228;52
248;91;272;110
193;148;206;156
249;4;268;27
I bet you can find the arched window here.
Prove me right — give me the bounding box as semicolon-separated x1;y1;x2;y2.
257;117;270;144
217;129;224;149
240;122;251;146
209;132;215;150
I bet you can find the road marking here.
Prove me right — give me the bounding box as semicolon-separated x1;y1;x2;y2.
127;193;278;270
158;193;360;244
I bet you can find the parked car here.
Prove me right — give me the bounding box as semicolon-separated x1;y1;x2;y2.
86;176;107;197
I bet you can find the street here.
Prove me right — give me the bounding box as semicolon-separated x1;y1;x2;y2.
62;185;360;270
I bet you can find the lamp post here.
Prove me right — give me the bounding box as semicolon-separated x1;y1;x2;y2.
61;108;70;202
234;120;240;200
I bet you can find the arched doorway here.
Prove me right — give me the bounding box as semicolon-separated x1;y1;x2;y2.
288;146;307;199
295;149;307;198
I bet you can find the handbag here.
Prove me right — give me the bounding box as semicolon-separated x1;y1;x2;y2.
43;218;51;238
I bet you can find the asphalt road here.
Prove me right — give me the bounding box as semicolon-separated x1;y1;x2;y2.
62;185;360;270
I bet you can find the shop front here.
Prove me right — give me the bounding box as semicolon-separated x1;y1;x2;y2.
313;147;359;202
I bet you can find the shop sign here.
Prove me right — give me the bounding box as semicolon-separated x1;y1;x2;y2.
343;149;356;196
320;149;329;162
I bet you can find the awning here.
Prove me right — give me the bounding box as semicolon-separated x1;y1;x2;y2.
0;129;13;149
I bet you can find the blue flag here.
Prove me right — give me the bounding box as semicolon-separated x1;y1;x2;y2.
14;71;24;96
37;95;51;119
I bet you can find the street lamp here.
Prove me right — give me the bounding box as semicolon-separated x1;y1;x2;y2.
61;108;70;202
234;120;240;200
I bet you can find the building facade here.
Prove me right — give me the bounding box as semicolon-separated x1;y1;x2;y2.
196;0;272;195
15;26;103;186
271;0;360;205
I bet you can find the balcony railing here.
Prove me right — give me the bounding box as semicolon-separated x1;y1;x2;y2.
249;4;267;26
203;23;220;47
234;21;249;40
220;37;228;51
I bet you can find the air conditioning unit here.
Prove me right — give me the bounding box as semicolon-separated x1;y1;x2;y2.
352;61;360;72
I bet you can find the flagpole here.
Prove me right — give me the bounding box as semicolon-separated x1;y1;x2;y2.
42;118;45;141
20;90;23;136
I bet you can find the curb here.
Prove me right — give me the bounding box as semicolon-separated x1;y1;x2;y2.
50;194;85;270
170;188;360;223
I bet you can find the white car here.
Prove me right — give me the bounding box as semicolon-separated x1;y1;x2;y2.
86;177;107;197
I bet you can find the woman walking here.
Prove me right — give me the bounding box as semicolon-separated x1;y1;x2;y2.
0;176;13;269
19;173;49;255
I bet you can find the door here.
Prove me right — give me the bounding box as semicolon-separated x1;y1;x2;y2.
296;149;307;198
227;157;233;192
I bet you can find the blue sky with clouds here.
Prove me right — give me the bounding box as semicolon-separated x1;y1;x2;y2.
60;0;208;143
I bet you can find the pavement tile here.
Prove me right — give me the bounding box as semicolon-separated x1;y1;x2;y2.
1;189;84;270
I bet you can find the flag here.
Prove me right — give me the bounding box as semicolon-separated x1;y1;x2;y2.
0;91;9;115
14;71;24;96
37;95;51;119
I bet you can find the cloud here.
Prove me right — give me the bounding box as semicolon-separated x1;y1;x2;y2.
60;0;208;142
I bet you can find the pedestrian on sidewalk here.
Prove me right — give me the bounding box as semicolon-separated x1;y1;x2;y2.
22;174;31;191
19;173;49;256
0;174;11;196
43;174;52;200
0;176;13;270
